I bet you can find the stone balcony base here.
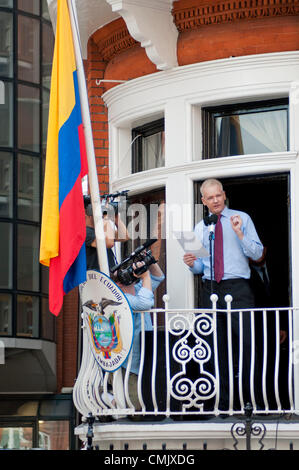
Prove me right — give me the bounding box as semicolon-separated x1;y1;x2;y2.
75;414;299;450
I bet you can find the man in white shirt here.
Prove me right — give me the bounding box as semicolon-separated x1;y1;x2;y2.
183;178;264;411
184;178;263;309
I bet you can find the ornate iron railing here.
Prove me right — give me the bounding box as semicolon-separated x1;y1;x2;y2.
73;295;297;421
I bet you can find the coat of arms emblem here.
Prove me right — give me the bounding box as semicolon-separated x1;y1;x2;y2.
81;270;134;372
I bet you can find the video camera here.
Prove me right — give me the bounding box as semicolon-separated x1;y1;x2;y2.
102;190;128;216
110;239;157;285
83;190;129;217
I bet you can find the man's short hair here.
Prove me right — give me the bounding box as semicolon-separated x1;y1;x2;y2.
200;178;223;197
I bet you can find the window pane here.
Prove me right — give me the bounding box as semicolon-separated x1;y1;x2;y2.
39;421;69;450
0;11;13;77
42;23;54;90
17;154;40;221
18;0;40;15
39;399;72;417
215;109;288;157
17;294;39;337
42;0;50;20
0;0;13;8
0;399;38;416
0;222;12;288
132;119;165;173
42;297;55;341
18;84;40;152
42;88;50;154
0;152;13;217
0;427;33;449
18;15;40;83
0;293;12;335
17;224;39;291
0;81;13;147
41;264;48;294
142;131;165;170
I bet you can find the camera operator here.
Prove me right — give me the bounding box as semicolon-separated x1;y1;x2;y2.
84;195;129;271
111;248;164;412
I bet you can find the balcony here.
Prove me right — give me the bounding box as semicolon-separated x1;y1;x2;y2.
74;296;299;450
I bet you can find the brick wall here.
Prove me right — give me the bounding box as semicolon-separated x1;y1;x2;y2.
86;38;109;196
56;287;79;391
177;16;299;65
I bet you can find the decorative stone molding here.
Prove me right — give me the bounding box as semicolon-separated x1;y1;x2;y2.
173;0;299;32
92;18;137;62
106;0;178;70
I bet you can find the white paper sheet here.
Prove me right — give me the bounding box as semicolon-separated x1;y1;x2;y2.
173;231;209;258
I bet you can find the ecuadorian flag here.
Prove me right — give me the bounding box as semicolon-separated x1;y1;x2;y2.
40;0;88;316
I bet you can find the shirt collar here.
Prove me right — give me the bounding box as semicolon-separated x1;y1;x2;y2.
221;206;229;217
208;205;229;218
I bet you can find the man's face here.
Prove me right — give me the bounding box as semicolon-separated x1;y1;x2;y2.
201;184;226;215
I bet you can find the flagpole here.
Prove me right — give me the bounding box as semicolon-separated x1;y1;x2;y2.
67;0;110;276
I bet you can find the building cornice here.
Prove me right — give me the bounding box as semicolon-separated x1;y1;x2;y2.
92;18;137;62
173;0;299;32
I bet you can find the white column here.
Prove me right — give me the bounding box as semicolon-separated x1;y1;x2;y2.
165;173;195;309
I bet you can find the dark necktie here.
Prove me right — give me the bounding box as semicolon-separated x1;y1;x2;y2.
214;214;224;283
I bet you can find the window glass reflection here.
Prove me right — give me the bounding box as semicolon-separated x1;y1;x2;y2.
215;109;288;157
42;89;50;155
0;0;13;6
17;154;40;221
0;293;12;335
42;297;55;341
0;427;33;449
17;224;39;291
38;421;69;450
17;294;39;337
0;152;13;218
0;11;13;77
0;81;13;147
0;222;12;288
18;15;40;83
18;84;40;153
142;131;165;170
18;0;40;15
42;0;50;20
42;23;54;90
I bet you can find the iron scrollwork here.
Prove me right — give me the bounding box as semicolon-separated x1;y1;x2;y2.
231;403;266;450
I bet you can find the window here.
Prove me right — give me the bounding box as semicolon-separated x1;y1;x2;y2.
0;222;12;288
18;84;40;152
0;81;13;147
0;396;75;449
0;3;55;341
132;118;165;173
18;14;40;83
18;0;40;15
0;152;13;217
0;293;12;335
17;154;40;222
202;99;288;159
0;11;13;77
0;426;33;449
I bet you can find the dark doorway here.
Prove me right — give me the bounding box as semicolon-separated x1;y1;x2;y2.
194;173;292;410
195;172;291;308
